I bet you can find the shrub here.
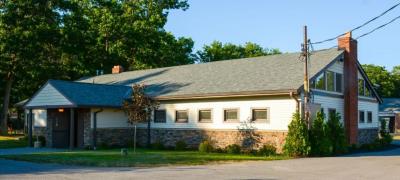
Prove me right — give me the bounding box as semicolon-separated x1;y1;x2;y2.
326;112;347;154
283;113;311;157
198;140;214;153
379;120;393;146
214;147;226;153
257;144;277;156
310;111;332;156
226;144;241;154
175;140;187;150
151;140;165;150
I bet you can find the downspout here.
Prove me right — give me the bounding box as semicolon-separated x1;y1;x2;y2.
92;108;103;150
290;92;300;113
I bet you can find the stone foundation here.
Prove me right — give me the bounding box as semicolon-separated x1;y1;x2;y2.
358;128;379;144
94;128;287;152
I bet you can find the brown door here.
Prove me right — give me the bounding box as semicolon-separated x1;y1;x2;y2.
49;109;70;148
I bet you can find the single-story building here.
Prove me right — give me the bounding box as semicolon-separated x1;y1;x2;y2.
379;98;400;134
23;32;381;150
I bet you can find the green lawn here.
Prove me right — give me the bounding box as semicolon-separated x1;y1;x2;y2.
0;148;289;167
0;135;27;149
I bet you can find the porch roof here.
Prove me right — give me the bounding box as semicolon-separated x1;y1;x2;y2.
24;80;131;109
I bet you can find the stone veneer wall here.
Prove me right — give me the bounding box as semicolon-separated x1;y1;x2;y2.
94;128;287;152
358;128;379;144
44;113;53;148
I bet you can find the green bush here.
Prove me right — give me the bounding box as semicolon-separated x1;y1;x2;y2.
326;112;347;154
379;120;393;146
226;144;241;154
151;140;165;150
257;144;277;156
310;111;332;156
175;140;187;150
214;147;226;153
198;140;214;153
283;113;311;157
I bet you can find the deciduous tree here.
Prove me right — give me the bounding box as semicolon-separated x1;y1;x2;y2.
197;41;281;63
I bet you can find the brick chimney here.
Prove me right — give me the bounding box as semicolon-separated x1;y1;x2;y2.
112;65;124;74
338;32;358;145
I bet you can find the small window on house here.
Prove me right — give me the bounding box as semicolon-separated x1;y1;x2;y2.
367;111;373;123
175;110;188;123
359;111;365;123
314;73;325;90
199;109;212;123
252;109;268;122
358;79;365;96
326;71;335;91
335;73;343;93
154;110;166;123
328;108;336;120
224;109;239;122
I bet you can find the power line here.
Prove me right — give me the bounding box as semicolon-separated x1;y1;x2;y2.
311;14;400;50
311;1;400;45
355;14;400;39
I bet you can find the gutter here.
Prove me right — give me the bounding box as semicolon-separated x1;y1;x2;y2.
92;108;103;150
156;90;297;101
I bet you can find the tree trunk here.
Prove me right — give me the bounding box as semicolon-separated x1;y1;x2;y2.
0;73;14;135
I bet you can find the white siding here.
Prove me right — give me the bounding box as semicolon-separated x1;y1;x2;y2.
313;95;345;123
358;100;379;129
26;83;73;107
327;60;344;74
93;96;297;131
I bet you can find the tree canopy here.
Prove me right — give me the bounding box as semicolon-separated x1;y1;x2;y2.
362;64;400;98
0;0;192;134
196;41;281;63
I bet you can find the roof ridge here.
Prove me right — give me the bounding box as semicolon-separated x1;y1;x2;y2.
49;79;130;88
89;48;340;79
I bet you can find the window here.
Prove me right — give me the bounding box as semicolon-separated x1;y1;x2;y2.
359;111;365;123
367;111;372;123
198;109;212;123
326;71;335;91
314;73;325;90
175;110;188;123
252;109;268;122
335;73;343;92
224;109;239;122
365;87;371;97
358;79;365;96
328;108;336;120
154;110;166;123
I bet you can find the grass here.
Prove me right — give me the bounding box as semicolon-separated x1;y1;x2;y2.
0;135;27;149
0;148;289;167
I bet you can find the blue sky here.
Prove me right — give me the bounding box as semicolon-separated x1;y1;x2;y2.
165;0;400;70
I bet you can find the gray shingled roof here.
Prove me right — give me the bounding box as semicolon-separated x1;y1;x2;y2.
78;48;344;98
380;98;400;112
48;80;131;107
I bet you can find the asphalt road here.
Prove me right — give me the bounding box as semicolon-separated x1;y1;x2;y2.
1;147;400;180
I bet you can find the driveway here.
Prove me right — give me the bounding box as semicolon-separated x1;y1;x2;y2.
1;146;400;180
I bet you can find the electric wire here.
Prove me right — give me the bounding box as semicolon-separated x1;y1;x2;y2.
311;1;400;45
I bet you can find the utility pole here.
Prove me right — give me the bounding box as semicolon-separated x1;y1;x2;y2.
302;26;311;129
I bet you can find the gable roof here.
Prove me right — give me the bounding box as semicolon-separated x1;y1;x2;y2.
78;48;344;99
380;98;400;112
25;80;131;108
